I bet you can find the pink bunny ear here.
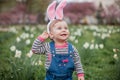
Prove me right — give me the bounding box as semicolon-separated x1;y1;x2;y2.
55;0;67;20
47;1;57;20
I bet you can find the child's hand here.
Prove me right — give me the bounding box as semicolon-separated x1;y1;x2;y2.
78;76;84;80
40;31;49;40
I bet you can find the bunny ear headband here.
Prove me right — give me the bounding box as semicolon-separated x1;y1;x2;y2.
47;0;67;33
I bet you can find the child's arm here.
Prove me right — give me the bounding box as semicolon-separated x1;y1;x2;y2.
72;46;85;80
32;31;49;54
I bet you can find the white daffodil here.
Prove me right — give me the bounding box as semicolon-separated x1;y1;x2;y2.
26;50;33;58
108;30;112;34
113;48;117;53
15;49;22;58
83;42;89;49
113;54;118;60
73;29;82;37
93;32;97;36
99;44;104;49
75;39;78;44
24;26;30;31
38;60;43;65
101;34;106;39
117;29;120;32
20;32;29;39
113;48;119;53
90;44;94;50
101;33;110;39
77;29;82;36
89;25;98;31
16;37;21;43
33;60;43;66
9;27;18;34
69;36;76;41
10;45;16;52
25;39;31;45
20;33;26;39
35;62;38;65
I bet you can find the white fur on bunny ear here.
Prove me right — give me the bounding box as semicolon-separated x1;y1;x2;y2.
47;1;57;20
55;0;67;20
47;20;55;33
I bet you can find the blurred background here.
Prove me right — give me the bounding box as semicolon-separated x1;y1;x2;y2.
0;0;120;25
0;0;120;80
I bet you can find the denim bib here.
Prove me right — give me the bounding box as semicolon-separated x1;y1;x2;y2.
45;41;75;80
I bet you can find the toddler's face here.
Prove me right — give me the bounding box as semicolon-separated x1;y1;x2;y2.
49;21;70;41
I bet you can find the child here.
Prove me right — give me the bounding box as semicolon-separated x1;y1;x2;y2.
32;0;84;80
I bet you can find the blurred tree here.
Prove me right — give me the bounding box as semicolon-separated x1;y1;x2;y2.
0;0;16;12
115;0;120;8
64;2;96;24
0;0;51;24
0;0;50;14
25;0;50;23
25;0;50;13
96;2;104;24
106;5;120;25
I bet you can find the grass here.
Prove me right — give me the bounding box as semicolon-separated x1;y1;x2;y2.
0;25;120;80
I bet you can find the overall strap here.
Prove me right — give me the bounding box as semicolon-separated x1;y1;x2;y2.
68;42;74;54
49;41;56;54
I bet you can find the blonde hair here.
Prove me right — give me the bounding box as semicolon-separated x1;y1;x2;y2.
49;19;63;32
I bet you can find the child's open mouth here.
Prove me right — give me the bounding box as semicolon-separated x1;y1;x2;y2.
60;33;68;37
61;34;67;37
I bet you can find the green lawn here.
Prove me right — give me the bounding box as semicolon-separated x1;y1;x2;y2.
0;25;120;80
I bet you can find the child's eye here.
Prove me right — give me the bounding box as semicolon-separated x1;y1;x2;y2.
64;27;68;30
57;27;62;30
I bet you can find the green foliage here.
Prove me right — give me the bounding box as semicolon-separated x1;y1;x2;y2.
26;0;50;13
0;0;50;14
0;25;120;80
0;0;16;12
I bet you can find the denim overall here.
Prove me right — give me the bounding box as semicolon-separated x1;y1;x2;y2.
45;41;75;80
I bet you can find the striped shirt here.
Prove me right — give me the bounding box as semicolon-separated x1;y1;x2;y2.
32;38;84;75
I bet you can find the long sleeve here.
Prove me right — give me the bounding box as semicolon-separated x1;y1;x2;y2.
32;38;47;54
72;46;84;74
